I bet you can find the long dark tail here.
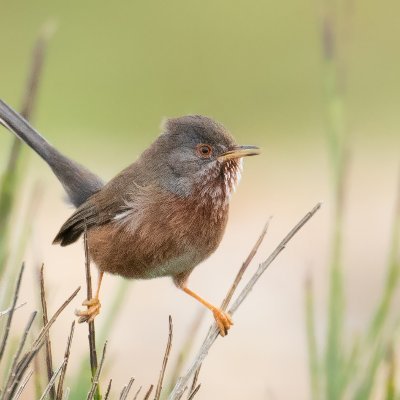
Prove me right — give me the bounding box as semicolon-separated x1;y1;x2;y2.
0;99;104;207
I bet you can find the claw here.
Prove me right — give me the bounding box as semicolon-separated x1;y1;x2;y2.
212;308;234;337
76;297;101;324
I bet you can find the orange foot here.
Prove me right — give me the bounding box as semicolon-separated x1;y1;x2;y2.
75;297;101;323
212;308;234;337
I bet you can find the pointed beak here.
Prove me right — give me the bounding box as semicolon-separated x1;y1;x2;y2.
218;145;261;162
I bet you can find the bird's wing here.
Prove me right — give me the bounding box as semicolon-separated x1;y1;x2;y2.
53;200;99;246
53;166;147;246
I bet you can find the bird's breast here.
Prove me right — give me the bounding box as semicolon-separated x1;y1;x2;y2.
87;187;229;280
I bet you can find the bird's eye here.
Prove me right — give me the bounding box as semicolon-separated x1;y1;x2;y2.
196;144;213;158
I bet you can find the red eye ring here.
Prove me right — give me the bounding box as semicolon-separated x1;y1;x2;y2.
196;144;213;158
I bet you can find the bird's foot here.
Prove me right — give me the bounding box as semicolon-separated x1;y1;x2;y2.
212;308;233;337
75;297;101;323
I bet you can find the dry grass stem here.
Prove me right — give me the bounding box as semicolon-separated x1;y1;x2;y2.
155;316;173;400
56;321;76;400
119;377;134;400
13;369;33;400
33;287;80;353
0;303;27;318
2;287;80;400
229;202;322;315
175;386;188;400
39;359;66;400
188;365;201;399
0;263;24;361
104;379;112;400
167;310;204;392
168;203;322;399
1;311;37;398
84;230;98;377
221;219;271;311
132;386;142;400
40;264;55;400
143;385;154;400
187;384;200;400
87;341;107;400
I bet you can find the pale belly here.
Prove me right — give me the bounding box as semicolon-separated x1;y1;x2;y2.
136;250;201;280
87;222;212;281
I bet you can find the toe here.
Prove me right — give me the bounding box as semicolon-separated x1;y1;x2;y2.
87;310;100;323
78;315;89;324
75;302;101;324
212;308;233;336
225;312;234;325
82;298;100;307
216;318;227;337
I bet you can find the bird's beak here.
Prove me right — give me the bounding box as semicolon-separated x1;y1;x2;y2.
218;145;261;162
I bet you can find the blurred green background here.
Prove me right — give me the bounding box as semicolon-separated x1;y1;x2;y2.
1;1;400;399
0;0;398;164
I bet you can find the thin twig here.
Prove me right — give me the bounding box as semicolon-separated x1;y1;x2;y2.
120;378;134;400
56;321;76;400
1;311;37;399
3;287;80;400
39;359;67;400
0;303;27;318
87;341;107;400
187;384;200;400
221;219;271;311
230;203;322;314
132;386;142;400
104;380;112;400
40;264;56;400
175;387;188;400
13;369;33;400
33;287;80;352
143;385;154;400
155;316;173;400
168;203;322;399
84;230;98;378
0;263;24;361
120;385;127;398
167;310;204;393
187;365;201;399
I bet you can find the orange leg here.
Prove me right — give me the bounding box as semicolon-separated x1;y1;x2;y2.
182;287;233;336
76;271;104;323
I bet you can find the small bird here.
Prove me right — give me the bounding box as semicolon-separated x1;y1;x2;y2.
0;100;260;336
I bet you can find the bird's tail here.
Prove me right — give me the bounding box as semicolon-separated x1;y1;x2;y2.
0;99;104;207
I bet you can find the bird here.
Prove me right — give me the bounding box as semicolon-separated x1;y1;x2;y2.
0;99;260;336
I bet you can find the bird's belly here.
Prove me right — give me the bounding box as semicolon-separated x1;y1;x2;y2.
87;224;206;280
136;251;199;280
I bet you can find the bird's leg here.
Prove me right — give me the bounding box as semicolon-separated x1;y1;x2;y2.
76;271;104;323
182;287;233;336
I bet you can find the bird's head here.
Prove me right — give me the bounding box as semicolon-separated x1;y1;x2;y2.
143;115;260;203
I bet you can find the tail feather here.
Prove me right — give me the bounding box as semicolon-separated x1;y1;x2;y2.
53;199;100;246
0;99;104;207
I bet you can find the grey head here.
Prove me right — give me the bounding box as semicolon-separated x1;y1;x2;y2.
138;115;260;198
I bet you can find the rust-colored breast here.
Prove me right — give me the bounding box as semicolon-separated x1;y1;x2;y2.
87;187;229;283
